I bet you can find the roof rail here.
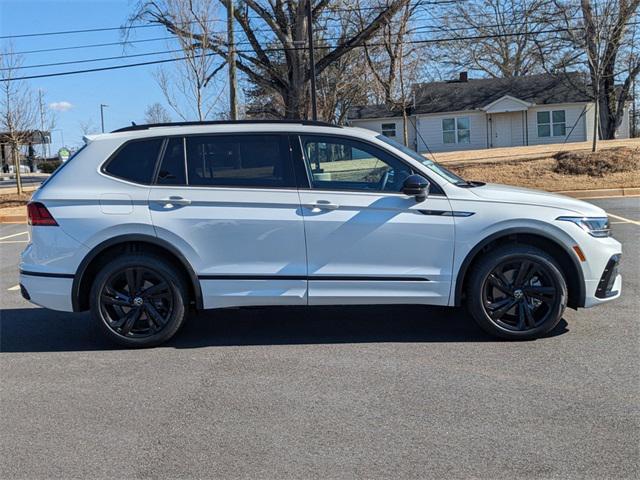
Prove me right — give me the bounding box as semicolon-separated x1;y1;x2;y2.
111;119;341;133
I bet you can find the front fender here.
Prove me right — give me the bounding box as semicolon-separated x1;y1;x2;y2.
450;218;585;307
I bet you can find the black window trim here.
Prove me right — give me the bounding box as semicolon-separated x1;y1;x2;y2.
151;132;300;191
101;137;167;186
153;136;187;186
295;133;446;197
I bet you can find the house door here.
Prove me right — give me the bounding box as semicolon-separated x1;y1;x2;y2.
492;114;512;147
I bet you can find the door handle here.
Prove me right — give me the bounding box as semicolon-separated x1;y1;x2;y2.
306;200;339;211
156;196;191;207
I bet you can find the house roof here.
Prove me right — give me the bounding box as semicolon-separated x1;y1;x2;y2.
347;73;593;120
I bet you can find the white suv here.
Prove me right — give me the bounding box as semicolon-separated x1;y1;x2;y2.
20;121;622;347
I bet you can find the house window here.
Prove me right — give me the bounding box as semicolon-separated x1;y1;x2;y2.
442;117;470;144
537;110;566;137
381;123;396;137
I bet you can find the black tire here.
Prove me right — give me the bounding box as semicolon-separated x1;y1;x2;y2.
466;245;567;340
89;253;188;348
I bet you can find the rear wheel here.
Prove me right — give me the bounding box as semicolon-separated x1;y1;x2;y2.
90;253;187;347
466;245;567;340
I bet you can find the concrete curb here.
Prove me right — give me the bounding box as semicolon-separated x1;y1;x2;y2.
0;187;638;224
553;187;640;199
0;215;27;224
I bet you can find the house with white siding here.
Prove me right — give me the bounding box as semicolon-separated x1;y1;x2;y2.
347;72;631;153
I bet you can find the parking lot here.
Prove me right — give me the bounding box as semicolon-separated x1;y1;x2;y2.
1;197;638;479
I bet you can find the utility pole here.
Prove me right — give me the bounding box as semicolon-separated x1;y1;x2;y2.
100;104;109;133
38;90;48;158
306;0;317;121
227;0;238;120
632;60;637;138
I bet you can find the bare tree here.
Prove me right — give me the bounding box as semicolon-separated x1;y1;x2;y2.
79;118;98;136
430;0;559;78
131;0;411;120
358;0;422;145
553;0;640;149
144;102;173;123
130;0;227;121
316;49;371;124
0;47;38;194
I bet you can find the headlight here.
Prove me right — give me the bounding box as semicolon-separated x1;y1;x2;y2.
556;216;611;237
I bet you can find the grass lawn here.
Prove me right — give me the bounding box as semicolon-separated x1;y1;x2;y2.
449;157;640;191
0;192;32;209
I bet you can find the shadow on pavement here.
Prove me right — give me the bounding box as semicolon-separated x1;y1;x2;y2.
0;305;569;352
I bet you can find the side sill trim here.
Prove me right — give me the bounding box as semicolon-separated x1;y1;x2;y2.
20;270;74;279
198;275;431;282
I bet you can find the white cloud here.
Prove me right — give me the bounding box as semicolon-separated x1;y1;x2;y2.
49;101;73;112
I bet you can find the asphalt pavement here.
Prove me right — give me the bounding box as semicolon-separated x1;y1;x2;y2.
0;174;48;194
0;197;638;479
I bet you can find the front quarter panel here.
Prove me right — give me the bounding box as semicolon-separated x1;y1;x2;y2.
447;198;591;306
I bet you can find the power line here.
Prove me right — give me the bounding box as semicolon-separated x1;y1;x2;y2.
6;48;186;70
3;21;570;72
0;23;165;40
0;0;465;40
11;36;175;55
10;13;591;66
7;25;631;82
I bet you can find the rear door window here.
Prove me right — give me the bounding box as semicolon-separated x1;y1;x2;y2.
184;134;295;188
104;138;163;184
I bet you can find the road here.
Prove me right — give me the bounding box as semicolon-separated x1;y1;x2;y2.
1;197;638;479
0;174;48;193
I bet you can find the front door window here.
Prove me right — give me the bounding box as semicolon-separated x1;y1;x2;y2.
300;135;412;193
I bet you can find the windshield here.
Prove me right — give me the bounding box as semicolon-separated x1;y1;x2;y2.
376;135;466;185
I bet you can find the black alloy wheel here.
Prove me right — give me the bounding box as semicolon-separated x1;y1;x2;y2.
90;253;187;347
100;266;173;338
482;258;559;332
467;245;567;340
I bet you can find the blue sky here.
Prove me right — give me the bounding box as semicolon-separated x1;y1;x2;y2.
1;0;185;153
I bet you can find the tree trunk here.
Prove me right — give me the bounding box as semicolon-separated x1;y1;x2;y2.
591;99;598;153
284;88;306;119
402;109;409;147
12;145;23;195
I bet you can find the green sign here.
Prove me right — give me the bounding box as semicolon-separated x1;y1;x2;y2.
58;147;70;161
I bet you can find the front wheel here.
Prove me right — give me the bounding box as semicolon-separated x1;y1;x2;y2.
466;245;568;340
90;253;188;347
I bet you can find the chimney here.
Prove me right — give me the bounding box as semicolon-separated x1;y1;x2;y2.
459;71;468;82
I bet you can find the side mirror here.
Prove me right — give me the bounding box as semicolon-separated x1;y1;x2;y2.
402;174;430;202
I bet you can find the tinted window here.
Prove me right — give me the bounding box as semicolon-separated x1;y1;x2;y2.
157;137;186;185
300;135;412;193
185;134;294;188
104;139;163;184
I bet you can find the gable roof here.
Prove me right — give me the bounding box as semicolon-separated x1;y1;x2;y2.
347;72;593;120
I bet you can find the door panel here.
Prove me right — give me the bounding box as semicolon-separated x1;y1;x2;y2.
298;191;455;305
296;134;455;306
150;187;307;308
149;134;307;309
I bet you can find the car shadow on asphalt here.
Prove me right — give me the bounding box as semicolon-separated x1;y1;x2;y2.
0;305;569;352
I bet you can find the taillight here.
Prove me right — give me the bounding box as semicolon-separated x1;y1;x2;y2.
27;202;58;226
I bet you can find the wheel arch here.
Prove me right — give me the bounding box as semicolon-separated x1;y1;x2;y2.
454;228;585;309
72;234;203;312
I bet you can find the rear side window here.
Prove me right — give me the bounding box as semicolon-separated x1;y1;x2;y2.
185;134;295;188
104;138;163;184
157;137;186;185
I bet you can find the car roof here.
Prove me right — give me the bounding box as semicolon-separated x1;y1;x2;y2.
84;122;379;144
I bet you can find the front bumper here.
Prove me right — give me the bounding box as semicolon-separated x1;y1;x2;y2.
583;254;622;308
